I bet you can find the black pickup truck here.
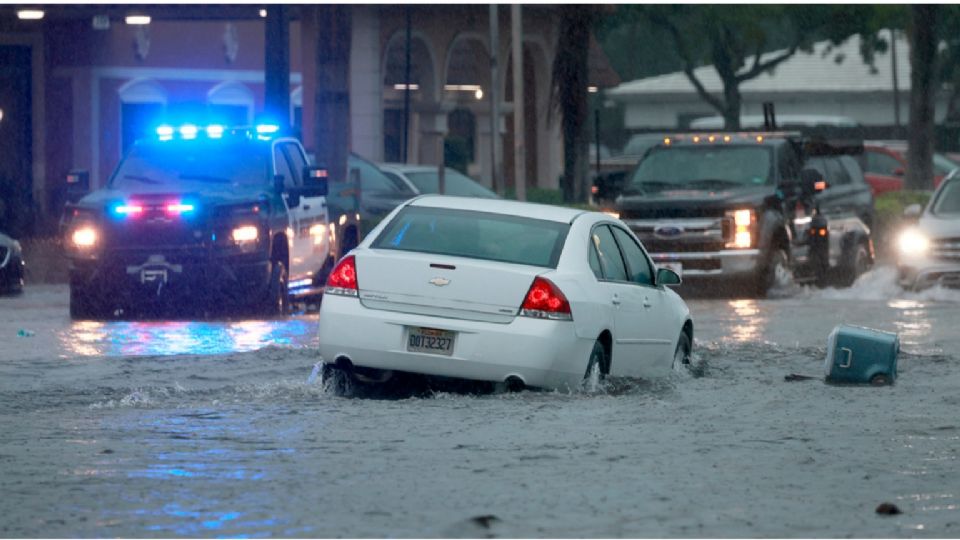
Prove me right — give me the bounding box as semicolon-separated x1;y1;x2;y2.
612;132;875;296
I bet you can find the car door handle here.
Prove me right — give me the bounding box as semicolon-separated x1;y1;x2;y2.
643;297;652;308
611;295;621;306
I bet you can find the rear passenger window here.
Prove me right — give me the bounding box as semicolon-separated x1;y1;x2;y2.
839;155;865;185
592;226;628;281
826;158;851;185
611;226;654;286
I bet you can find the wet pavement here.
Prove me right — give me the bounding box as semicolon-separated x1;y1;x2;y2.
1;267;959;537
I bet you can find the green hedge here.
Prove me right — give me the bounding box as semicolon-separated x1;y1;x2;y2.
503;187;594;210
873;190;932;260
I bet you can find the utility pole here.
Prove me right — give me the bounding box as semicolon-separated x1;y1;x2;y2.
402;7;412;163
488;4;502;195
511;4;526;201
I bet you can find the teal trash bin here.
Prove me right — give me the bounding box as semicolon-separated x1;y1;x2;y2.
824;325;899;385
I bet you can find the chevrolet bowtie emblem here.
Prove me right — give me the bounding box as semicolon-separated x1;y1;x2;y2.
429;277;451;287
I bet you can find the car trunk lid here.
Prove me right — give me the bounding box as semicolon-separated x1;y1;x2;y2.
354;250;543;323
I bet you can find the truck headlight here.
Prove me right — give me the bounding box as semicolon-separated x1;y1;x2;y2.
725;209;754;249
231;225;259;243
898;228;929;257
71;226;98;248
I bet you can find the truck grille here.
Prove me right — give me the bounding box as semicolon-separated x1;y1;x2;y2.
931;237;960;261
624;218;729;253
104;220;208;250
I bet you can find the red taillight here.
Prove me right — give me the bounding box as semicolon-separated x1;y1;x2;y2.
520;276;572;320
325;255;358;296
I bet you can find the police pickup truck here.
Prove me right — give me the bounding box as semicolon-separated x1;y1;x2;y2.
61;123;359;319
612;132;874;296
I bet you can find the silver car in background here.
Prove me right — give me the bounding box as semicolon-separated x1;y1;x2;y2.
379;164;498;199
897;169;960;289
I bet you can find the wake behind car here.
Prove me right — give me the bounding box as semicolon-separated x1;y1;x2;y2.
318;195;693;393
60;123;347;319
0;231;25;295
897;170;960;289
613;132;875;296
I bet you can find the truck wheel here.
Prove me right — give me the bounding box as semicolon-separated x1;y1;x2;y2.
754;248;790;297
69;284;103;320
261;260;289;317
837;242;870;288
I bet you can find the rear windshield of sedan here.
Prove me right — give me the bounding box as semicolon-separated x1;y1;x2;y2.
372;206;570;268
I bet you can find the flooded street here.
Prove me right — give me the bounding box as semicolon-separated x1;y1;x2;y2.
2;266;959;537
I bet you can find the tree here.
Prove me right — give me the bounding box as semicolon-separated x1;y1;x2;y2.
550;5;595;203
313;6;351;189
639;5;868;130
905;5;941;191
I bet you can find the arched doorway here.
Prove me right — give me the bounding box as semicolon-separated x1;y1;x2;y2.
382;32;437;163
117;78;168;155
444;35;490;177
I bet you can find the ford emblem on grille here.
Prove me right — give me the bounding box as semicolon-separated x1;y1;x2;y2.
655;225;684;237
429;277;451;287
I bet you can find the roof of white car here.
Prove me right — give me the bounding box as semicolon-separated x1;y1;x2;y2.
408;195;589;224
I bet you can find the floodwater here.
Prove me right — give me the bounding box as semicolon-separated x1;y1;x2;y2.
1;266;959;537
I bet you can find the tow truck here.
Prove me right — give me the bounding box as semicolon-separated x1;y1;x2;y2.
61;123;359;319
612;131;875;296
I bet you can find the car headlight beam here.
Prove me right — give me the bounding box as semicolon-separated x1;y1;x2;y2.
72;226;98;248
898;229;930;257
231;225;259;243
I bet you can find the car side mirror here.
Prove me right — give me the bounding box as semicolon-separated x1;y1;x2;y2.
66;170;90;202
903;203;923;220
656;267;682;287
302;166;329;197
893;167;905;177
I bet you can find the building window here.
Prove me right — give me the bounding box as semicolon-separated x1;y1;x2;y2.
206;81;254;126
118;79;168;154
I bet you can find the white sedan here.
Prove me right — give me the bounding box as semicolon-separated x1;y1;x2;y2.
317;195;693;393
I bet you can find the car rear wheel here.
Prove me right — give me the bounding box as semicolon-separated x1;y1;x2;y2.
321;363;352;396
581;340;607;392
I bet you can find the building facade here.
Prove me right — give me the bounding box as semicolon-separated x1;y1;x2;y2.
1;5;615;234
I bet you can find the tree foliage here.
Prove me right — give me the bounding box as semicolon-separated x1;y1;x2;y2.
635;5;883;129
550;5;596;203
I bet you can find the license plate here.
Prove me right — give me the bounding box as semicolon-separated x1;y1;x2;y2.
406;327;456;356
661;262;683;277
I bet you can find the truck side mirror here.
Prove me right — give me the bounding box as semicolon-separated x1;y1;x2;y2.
903;203;923;220
302;166;329;197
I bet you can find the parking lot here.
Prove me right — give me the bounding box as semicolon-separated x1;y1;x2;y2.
2;269;959;537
